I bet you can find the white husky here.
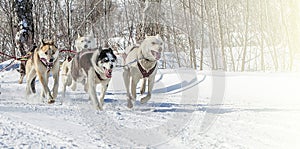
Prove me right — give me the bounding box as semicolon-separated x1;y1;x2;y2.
74;31;97;52
123;35;164;108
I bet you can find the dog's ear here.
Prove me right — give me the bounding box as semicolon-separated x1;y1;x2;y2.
155;34;161;39
77;33;81;38
48;40;54;45
88;30;94;37
98;47;103;53
108;48;117;59
41;39;46;45
107;48;113;52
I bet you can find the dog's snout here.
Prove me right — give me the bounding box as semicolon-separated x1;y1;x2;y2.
84;45;88;48
110;64;114;69
49;58;54;63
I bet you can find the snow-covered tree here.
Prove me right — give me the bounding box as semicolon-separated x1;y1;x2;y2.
13;0;34;82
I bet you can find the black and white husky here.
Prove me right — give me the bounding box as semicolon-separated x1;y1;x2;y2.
61;48;117;110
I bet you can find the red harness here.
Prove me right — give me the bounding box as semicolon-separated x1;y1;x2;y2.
40;58;54;71
137;61;157;78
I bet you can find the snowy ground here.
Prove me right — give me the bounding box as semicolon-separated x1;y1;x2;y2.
0;63;300;148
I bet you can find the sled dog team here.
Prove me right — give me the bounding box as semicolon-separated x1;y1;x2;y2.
23;33;164;110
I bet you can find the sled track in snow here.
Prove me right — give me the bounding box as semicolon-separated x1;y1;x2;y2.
0;100;118;148
0;113;76;148
0;68;208;147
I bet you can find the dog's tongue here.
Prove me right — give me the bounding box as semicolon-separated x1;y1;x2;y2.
156;52;161;60
152;51;161;60
48;62;53;67
105;69;112;78
40;58;54;68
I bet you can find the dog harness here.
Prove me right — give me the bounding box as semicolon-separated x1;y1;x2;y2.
137;61;157;78
95;71;104;81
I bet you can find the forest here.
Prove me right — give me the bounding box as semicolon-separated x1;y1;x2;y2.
0;0;299;71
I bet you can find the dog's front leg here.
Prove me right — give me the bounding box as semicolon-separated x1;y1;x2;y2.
141;76;155;104
123;68;132;99
52;70;59;99
87;70;101;110
62;70;69;97
42;72;50;98
140;78;147;95
131;76;139;100
62;76;68;97
98;82;109;109
26;68;36;96
123;69;134;108
70;78;77;91
84;82;89;93
37;71;53;103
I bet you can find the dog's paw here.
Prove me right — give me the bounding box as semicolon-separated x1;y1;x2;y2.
141;96;151;104
48;99;55;104
18;76;24;84
140;89;145;95
71;86;76;91
96;105;103;111
127;100;133;109
127;94;136;101
131;95;137;101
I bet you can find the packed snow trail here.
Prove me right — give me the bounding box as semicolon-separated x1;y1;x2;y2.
1;67;300;148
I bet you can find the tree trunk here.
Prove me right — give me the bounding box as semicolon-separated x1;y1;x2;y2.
187;0;196;69
223;0;235;71
216;0;227;71
137;0;163;43
280;0;293;71
241;0;249;71
66;0;73;50
259;0;265;72
204;3;216;70
13;0;34;83
265;0;278;71
169;0;181;68
199;0;205;71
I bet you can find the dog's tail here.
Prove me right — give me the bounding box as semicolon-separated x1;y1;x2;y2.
123;45;139;65
125;45;139;55
31;76;36;93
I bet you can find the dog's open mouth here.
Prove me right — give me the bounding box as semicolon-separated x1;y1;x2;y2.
103;67;113;78
151;50;161;60
48;62;54;67
40;58;54;69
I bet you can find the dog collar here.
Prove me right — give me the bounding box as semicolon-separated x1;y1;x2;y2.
95;71;104;81
137;61;157;78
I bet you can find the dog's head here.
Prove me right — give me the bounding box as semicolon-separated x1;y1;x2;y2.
38;40;59;68
97;48;117;78
140;34;164;61
75;31;97;51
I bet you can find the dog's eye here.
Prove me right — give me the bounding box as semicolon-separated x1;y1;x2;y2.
152;42;156;45
88;41;91;43
102;58;109;63
111;59;115;63
45;51;48;55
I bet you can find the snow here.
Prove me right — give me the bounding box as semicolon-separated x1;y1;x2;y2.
1;62;300;148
